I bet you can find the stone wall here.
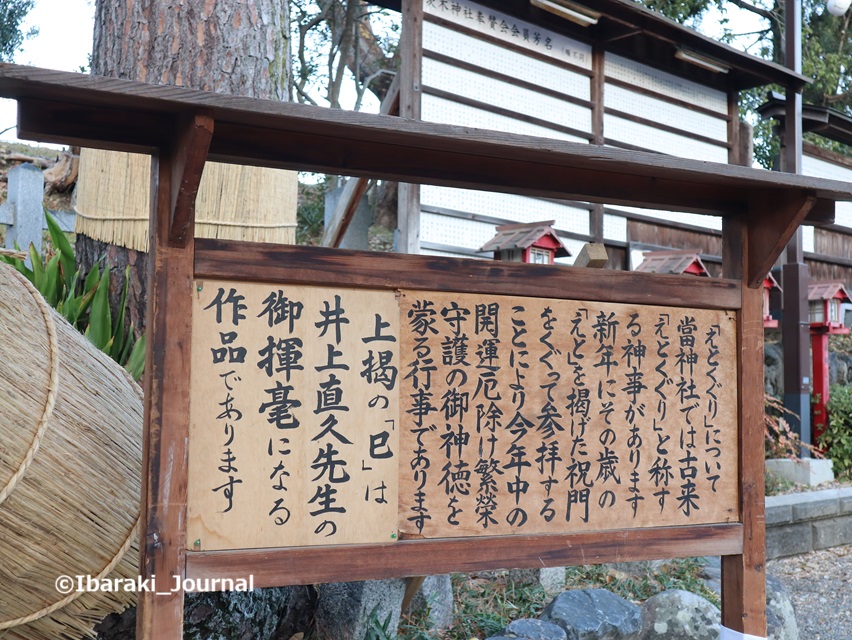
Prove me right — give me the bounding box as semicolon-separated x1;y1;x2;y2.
766;487;852;559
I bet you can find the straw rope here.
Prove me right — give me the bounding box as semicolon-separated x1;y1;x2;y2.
73;210;148;222
0;268;59;508
0;248;27;260
0;518;141;630
74;210;297;228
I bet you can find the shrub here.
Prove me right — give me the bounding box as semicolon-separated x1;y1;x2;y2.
765;393;819;459
820;384;852;479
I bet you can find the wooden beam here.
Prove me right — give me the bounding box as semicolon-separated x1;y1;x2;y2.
185;523;744;589
194;238;743;310
721;217;766;636
4;66;849;218
169;111;213;247
137;150;194;639
747;191;816;287
18;96;169;154
321;76;400;248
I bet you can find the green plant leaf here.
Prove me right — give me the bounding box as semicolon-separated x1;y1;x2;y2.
0;253;33;282
45;209;75;287
29;243;45;292
72;286;98;329
84;261;101;293
85;267;112;350
43;253;61;307
125;333;146;381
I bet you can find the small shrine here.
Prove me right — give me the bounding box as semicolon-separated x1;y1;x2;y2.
480;220;570;264
634;250;711;277
808;281;852;439
763;273;781;329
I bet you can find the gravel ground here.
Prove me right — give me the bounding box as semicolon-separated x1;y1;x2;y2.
768;545;852;639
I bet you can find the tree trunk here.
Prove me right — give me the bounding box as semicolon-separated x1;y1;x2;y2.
79;0;290;335
84;1;295;636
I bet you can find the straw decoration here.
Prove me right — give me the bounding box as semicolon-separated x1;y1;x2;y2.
74;149;297;251
0;263;143;639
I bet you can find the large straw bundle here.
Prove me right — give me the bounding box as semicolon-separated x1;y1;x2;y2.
75;149;297;252
0;263;142;639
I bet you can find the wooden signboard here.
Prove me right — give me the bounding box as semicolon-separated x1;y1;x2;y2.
3;62;850;640
188;282;401;550
188;282;737;551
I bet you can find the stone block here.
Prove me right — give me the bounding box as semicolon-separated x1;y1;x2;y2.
314;578;406;639
540;589;641;640
4;163;44;265
501;618;567;640
839;494;852;515
540;567;566;595
765;458;835;487
766;522;812;560
792;498;839;521
640;589;719;639
812;515;852;550
509;567;566;595
766;575;799;640
410;574;454;632
765;504;793;526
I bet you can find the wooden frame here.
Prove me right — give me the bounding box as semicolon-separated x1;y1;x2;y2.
0;63;850;639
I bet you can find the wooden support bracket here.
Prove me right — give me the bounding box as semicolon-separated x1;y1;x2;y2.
746;190;816;288
168;111;214;247
573;242;609;268
804;198;835;226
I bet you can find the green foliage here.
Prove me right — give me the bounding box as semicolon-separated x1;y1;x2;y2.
740;86;782;170
800;0;852;112
564;558;720;608
0;0;35;62
399;573;552;639
297;176;328;245
820;384;852;479
364;604;396;640
642;0;723;25
399;560;717;639
0;209;145;381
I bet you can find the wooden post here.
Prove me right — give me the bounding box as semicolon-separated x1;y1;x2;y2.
727;90;741;166
721;217;766;636
591;43;605;147
397;0;423;254
137;148;195;639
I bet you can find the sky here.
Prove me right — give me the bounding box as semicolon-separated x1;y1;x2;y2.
0;0;93;144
